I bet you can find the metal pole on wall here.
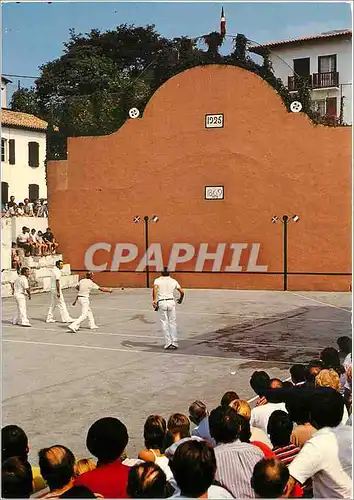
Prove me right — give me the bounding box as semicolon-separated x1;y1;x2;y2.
144;215;150;288
282;215;289;291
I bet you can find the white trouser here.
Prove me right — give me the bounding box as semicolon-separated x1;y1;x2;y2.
70;297;96;330
159;300;178;345
13;294;30;326
46;291;71;322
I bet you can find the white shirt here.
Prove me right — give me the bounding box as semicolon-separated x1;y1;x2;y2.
289;426;352;498
51;267;62;292
343;353;352;391
250;426;272;447
13;276;29;296
250;402;287;435
17;233;29;243
154;276;180;300
77;278;100;298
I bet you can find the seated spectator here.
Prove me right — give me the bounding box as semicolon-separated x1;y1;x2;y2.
138;415;173;481
306;360;324;385
320;347;346;392
75;459;96;477
127;462;170;498
234;400;272;446
169;439;233;499
17;202;25;216
220;391;239;408
2;424;45;493
8;203;17;216
270;378;283;389
38;445;77;498
43;228;59;254
315;369;349;424
249;371;287;434
290;364;307;386
164;413;202;459
2;456;33;498
36;230;50;256
267;411;299;465
285;389;352;498
29;229;41;256
23;198;34;217
251;458;289;498
16;227;31;256
75;417;130;498
209;405;263;498
11;244;22;273
189;400;216;446
237;414;275;459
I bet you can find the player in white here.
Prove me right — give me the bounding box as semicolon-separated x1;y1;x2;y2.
68;272;113;332
46;260;73;323
11;267;32;327
152;267;185;350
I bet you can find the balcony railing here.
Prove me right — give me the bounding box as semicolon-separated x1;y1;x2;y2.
288;72;339;91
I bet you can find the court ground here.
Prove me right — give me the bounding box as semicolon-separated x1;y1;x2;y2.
2;288;352;462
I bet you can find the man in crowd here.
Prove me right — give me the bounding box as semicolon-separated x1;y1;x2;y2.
43;227;59;254
209;405;263;498
127;462;169;499
75;417;130;498
16;226;31;256
11;267;31;327
68;272;112;333
251;458;290;498
38;445;78;498
46;260;73;324
2;457;33;498
290;364;307;387
152;267;184;350
189;400;216;446
267;411;300;465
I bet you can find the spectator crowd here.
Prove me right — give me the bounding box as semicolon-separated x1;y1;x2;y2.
1;336;352;499
2;196;48;218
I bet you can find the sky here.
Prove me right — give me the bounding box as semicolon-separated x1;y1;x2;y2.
1;1;352;99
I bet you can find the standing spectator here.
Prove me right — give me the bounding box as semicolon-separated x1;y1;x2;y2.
189;400;216;446
16;202;25;216
23;198;34;217
152;267;184;350
38;445;77;498
169;439;233;499
46;260;73;324
11;243;22;274
285;389;352;498
8;195;16;208
209;405;263;498
75;417;130;498
290;364;307;386
16;227;31;256
2;456;33;498
43;228;59;254
251;458;290;498
127;462;170;499
11;267;31;327
267;411;300;465
68;272;112;333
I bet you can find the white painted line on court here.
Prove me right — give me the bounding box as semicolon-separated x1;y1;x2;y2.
1;339;292;365
247;376;292;404
290;293;352;313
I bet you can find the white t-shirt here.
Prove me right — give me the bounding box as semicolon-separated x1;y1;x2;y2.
77;278;100;298
288;426;352;498
154;276;180;300
250;402;287;435
51;267;62;292
13;276;29;296
250;426;272;446
343;353;352;391
17;233;29;244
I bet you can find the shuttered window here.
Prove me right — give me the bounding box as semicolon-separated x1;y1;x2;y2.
9;139;15;165
28;141;39;168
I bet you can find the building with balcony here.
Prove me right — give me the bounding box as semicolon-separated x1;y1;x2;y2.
250;30;352;125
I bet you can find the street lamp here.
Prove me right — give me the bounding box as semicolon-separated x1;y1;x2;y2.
133;215;159;288
271;214;300;291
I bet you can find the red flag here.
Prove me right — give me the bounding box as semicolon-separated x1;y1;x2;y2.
220;7;226;36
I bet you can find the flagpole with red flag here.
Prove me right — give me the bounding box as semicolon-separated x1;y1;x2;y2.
220;7;226;36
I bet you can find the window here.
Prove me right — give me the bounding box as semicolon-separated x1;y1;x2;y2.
1;182;9;204
312;98;337;117
312;100;326;116
1;138;7;162
293;58;310;77
318;55;337;74
28;184;39;202
28;141;39;168
9;139;15;165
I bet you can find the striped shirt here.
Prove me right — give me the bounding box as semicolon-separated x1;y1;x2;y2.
273;443;300;465
214;440;264;498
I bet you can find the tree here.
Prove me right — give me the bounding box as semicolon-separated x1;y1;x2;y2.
10;87;41;116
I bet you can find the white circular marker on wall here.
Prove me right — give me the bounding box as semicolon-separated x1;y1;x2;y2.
129;108;140;119
290;101;302;113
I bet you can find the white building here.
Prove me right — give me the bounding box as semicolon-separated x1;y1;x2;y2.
250;30;352;125
1;78;48;204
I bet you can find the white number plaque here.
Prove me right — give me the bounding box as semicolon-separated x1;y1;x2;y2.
205;186;224;200
205;114;224;128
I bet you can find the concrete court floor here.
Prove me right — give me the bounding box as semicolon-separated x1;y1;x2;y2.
2;288;352;463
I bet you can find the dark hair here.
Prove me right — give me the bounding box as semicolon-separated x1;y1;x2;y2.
188;401;207;425
127;462;168;498
270;378;283;389
161;267;169;276
56;260;63;268
170;440;216;498
143;415;166;452
267;411;293;447
337;336;351;355
2;425;28;461
285;395;310;425
309;388;344;429
237;414;252;443
220;391;239;407
60;486;97;498
20;267;29;276
209;406;241;444
2;457;33;498
86;417;128;464
282;381;294;389
21;226;27;231
85;272;93;279
251;458;289;498
38;445;75;491
290;364;307;384
320;347;341;368
167;413;190;439
250;371;270;397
